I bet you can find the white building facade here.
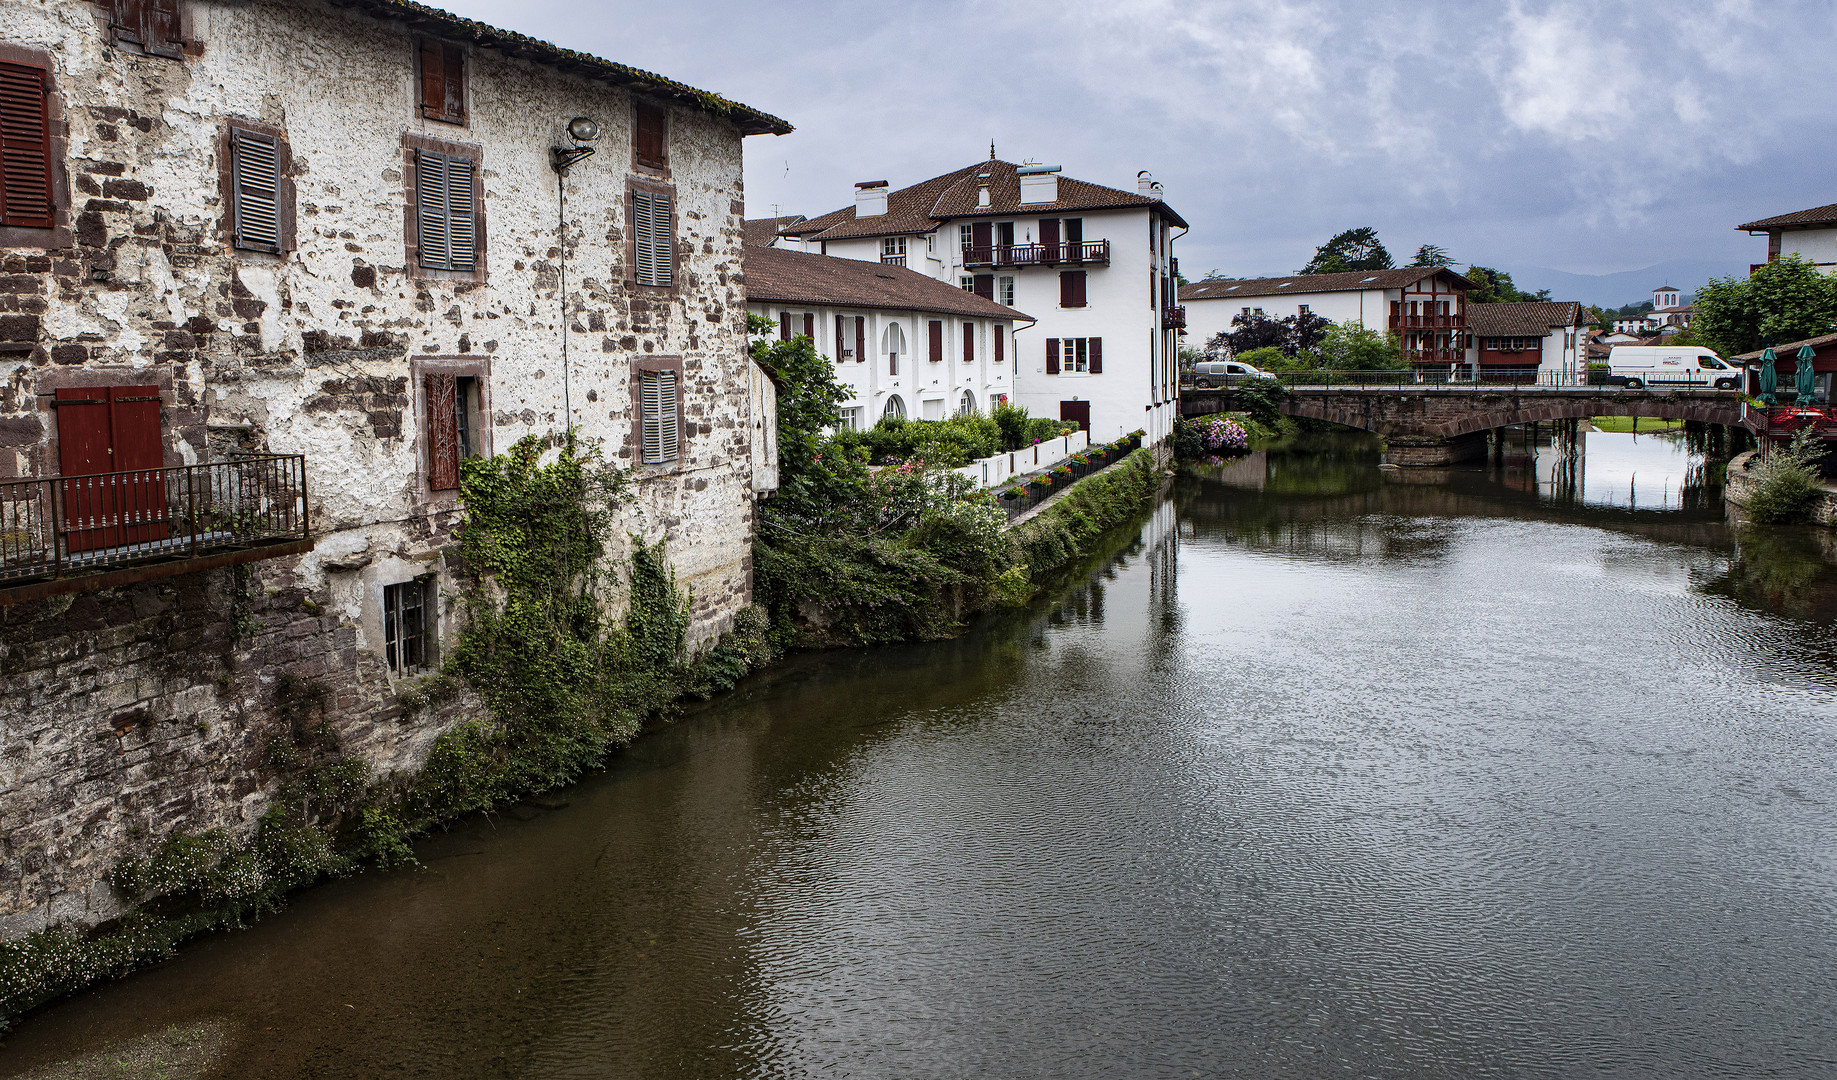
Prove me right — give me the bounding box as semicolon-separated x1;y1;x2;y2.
743;244;1029;429
774;160;1184;444
1179;267;1475;369
1466;301;1589;382
1740;202;1837;273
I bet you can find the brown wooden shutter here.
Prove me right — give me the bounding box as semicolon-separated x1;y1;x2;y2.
779;311;791;342
973;274;994;300
635;102;667;168
419;40;446;118
970;221;991;261
835;314;846;359
146;0;183;59
1040;218;1060;260
802;312;814;340
55;388;113;478
855;316;865;363
230;128;282;253
994;326;1004;363
1073;271;1088;307
442;45;466;122
963;322;975;364
1088;337;1102;374
928;320;943;362
1046;338;1060;374
426;374;460;490
110;0;147;46
0;62;54;230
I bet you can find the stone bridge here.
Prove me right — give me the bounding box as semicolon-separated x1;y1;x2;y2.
1182;386;1745;465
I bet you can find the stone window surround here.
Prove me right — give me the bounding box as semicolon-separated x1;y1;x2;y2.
30;366;189;480
625;177;680;295
628;354;685;474
216;116;297;258
0;42;71;250
410;355;492;505
400;131;487;284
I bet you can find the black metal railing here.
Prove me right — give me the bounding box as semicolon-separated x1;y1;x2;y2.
1163;304;1186;330
994;433;1143;521
1180;369;1746;391
0;455;310;587
963;240;1111;268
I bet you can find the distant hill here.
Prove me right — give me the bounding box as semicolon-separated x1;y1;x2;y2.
1492;259;1750;308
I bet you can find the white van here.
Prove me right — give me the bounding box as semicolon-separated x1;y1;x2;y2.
1605;345;1740;390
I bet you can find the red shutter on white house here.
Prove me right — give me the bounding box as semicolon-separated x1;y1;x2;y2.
963;322;974;364
1040;218;1060;258
0;62;54;230
1088;337;1103;374
802;312;814;339
855;316;866;363
779;311;791;342
1046;338;1060;374
994;326;1004;363
835;314;846;359
635;102;668;168
929;320;943;362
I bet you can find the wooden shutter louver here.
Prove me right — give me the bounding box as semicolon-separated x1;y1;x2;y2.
994;326;1004;363
779;311;791;342
426;374;460;490
1089;337;1103;374
0;63;54;230
928;320;943;363
633;189;673;287
855;316;865;363
963;322;974;364
415;150;476;272
1046;338;1060;375
641;370;679;465
230;129;281;253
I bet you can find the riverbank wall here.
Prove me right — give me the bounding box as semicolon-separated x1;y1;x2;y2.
1725;450;1837;525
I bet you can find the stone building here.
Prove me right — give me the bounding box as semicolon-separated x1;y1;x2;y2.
0;0;788;939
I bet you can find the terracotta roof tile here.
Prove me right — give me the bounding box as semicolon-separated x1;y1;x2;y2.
744;246;1033;322
1178;267;1474;301
328;0;792;134
1737;203;1837;232
784;159;1186;242
1732;331;1837;361
1467;301;1586;337
743;216;804;246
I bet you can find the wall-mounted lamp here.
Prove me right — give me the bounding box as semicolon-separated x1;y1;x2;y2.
550;116;600;173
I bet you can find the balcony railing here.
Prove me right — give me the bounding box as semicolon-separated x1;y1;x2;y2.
962;240;1111;268
880;254;906;267
0;454;311;602
1163;305;1186;330
1389;314;1466;330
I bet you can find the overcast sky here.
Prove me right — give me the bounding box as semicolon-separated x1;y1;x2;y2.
439;0;1835;284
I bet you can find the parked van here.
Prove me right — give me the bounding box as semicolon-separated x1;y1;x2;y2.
1605;345;1740;390
1190;359;1270;388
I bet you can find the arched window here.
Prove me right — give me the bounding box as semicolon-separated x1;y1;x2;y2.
957;390;977;417
882;322;905;375
883;395;906;419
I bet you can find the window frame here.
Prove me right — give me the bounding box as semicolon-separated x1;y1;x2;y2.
633;99;670;174
0;45;70;249
412;357;491;501
630;355;686;471
628;178;678;292
383;577;436;675
219;118;295;257
401;132;486;283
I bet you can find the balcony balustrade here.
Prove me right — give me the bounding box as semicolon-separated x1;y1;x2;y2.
0;454;312;603
1163;305;1186;330
962;240;1111;268
1389;313;1467;330
880;254;906;267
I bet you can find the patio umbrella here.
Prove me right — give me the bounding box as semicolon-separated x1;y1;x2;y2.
1797;343;1818;403
1759;347;1778;405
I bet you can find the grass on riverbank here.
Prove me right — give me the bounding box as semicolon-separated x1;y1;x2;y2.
1589;416;1683;434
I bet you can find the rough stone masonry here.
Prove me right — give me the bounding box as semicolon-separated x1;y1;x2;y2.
0;0;789;939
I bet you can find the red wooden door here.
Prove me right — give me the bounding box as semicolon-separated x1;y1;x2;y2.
1059;400;1090;432
56;386;166;552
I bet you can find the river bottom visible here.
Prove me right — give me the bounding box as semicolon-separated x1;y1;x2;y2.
5;429;1837;1079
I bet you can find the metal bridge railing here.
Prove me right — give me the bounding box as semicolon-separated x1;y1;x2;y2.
1181;369;1745;391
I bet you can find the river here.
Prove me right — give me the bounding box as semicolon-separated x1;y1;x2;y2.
6;429;1837;1079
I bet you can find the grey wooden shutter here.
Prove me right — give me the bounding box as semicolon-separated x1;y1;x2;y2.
641;370;679;464
230;129;282;253
416;151;476;272
633;189;673;287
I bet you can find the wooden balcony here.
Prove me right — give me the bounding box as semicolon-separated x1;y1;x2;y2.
1389;313;1467;330
0;455;312;604
1405;348;1469;367
1163;305;1186;330
962;240;1111;268
880;254;906;267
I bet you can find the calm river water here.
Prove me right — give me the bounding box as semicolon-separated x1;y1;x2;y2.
7;430;1837;1079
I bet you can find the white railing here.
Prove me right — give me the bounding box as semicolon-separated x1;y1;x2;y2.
954;431;1092;490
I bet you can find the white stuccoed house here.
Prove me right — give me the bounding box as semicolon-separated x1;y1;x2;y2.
773;159;1186;446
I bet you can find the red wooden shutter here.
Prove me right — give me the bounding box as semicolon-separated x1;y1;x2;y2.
1074;271;1088;307
963;322;975;364
55;388;113;478
1088;337;1103;374
994;326;1004;363
635;103;667;168
0;63;54;230
1040;218;1060;260
442;45;466;122
779;312;791;342
835;314;846;359
1046;338;1060;374
110;386;163;472
802;312;814;339
426;375;460;490
146;0;183;59
928;320;943;362
973;274;994;300
419;41;446;118
971;221;991;261
855;316;865;363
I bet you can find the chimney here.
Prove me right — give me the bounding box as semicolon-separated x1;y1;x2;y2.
1137;170;1163;200
1018;164;1060;205
855;180;889;217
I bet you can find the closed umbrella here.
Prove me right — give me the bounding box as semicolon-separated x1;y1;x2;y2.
1798;343;1818;404
1759;347;1778;405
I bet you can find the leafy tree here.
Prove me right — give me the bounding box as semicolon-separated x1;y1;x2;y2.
1300;227;1392;275
1691;255;1837;359
1227;311;1289;354
1464;265;1549;304
1231;376;1288;428
1235;345;1303;372
750;323;867;529
1408;244;1452;268
1289;311;1332;355
1316;321;1406;370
